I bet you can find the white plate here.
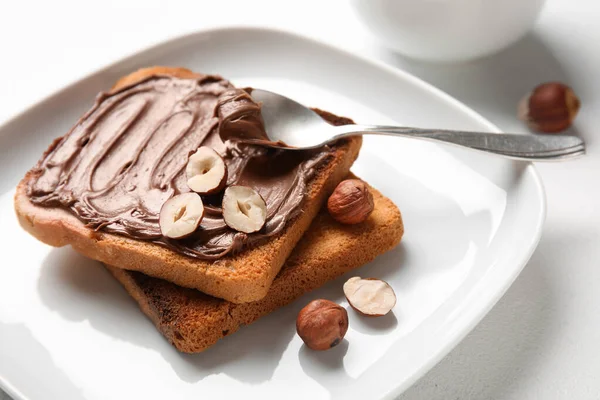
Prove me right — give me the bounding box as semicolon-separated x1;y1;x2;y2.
0;27;545;400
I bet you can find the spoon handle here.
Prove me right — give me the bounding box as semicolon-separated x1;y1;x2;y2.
333;125;585;161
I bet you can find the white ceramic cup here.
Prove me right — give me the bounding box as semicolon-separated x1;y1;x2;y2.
351;0;547;63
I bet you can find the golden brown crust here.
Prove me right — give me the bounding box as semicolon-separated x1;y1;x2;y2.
110;66;203;92
107;179;404;353
14;66;362;303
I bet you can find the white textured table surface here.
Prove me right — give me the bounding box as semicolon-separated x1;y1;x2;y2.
1;1;599;399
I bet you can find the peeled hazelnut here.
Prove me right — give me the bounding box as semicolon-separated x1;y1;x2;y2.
296;299;349;351
327;179;374;224
343;277;396;317
222;185;267;233
159;193;204;239
518;82;580;133
186;146;228;194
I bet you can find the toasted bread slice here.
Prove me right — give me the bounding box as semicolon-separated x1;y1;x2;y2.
14;67;362;303
106;178;403;353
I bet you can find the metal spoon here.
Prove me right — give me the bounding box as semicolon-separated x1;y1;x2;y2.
247;89;585;161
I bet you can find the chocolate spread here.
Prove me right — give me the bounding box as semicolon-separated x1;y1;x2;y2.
217;88;268;143
217;88;292;148
27;74;334;259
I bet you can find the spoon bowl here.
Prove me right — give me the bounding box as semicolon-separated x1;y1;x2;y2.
251;89;338;149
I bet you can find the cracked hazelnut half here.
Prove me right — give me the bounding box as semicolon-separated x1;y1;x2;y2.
343;277;396;317
159;193;204;239
327;179;374;224
296;299;349;351
186;146;228;194
222;186;267;233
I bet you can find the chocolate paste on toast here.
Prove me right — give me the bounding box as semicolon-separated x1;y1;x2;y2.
26;75;334;259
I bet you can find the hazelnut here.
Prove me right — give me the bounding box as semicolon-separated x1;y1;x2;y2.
518;82;580;133
296;299;349;351
159;193;204;239
222;186;267;233
343;277;396;317
327;179;374;224
186;146;228;194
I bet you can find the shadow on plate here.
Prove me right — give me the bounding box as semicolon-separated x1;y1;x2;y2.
34;241;407;387
297;339;357;397
166;241;407;383
348;310;398;335
298;339;349;370
0;322;83;400
36;248;296;384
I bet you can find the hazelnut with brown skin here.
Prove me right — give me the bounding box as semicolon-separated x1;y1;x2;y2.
327;179;374;225
518;82;580;133
296;299;349;351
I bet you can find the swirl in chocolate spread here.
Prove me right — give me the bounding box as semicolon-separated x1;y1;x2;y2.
27;74;333;259
217;87;269;143
218;87;292;148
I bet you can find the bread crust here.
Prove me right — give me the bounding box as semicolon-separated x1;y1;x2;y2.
107;179;404;353
14;66;362;303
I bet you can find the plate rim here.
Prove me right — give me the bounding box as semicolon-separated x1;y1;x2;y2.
0;25;547;400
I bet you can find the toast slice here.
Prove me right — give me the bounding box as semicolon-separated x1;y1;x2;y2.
106;178;403;353
14;67;362;303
